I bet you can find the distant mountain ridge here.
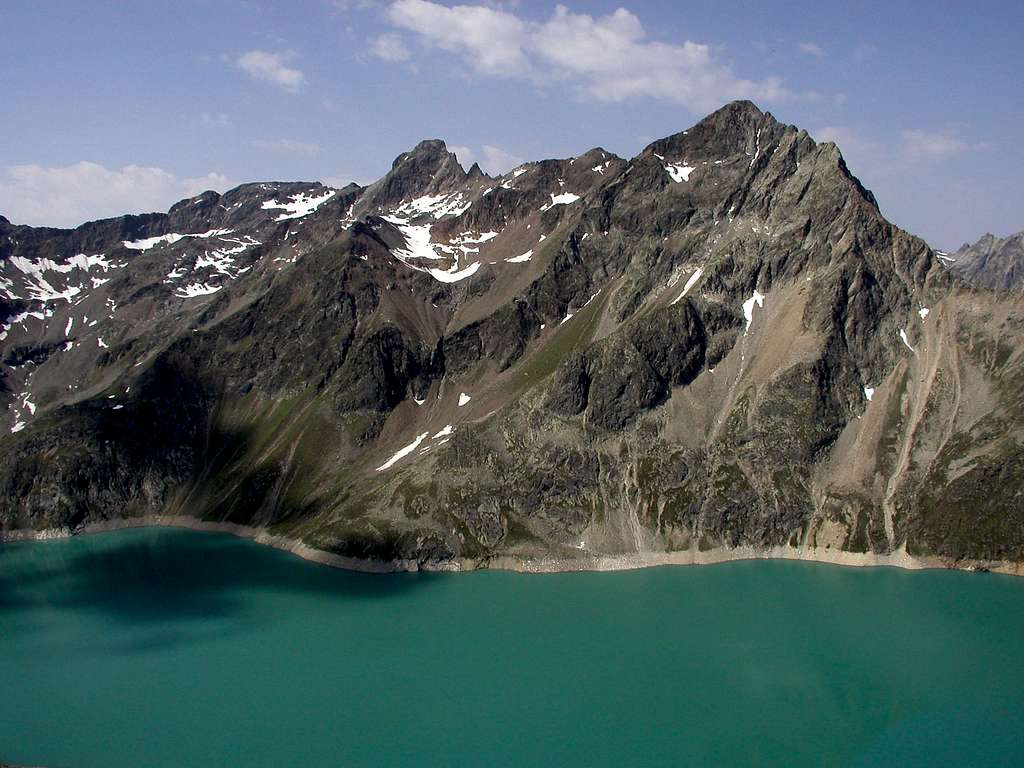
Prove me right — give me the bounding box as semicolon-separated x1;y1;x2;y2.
942;230;1024;292
3;100;1023;573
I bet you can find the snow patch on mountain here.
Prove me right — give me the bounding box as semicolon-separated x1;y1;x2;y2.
376;432;429;471
743;289;765;331
261;190;336;221
383;217;444;261
671;267;703;304
2;252;124;304
175;282;223;298
161;234;260;296
541;192;581;211
123;229;233;251
665;163;695;183
383;215;482;283
391;192;471;221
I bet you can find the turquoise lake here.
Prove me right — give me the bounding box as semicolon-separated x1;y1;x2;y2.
1;527;1023;767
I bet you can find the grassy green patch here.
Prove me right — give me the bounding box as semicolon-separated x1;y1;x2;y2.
507;285;613;396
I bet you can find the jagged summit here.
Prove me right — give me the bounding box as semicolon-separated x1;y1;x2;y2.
716;98;763;116
390;138;453;169
947;228;1024;291
361;139;470;211
696;98;771;135
465;162;487;181
2;102;1023;573
644;100;782;158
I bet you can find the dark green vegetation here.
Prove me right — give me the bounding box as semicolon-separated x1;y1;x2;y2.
2;101;1023;568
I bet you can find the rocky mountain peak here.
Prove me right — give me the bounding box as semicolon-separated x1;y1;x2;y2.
948;228;1024;291
169;190;220;215
2;101;1022;574
465;162;487;181
365;139;469;211
643;99;787;162
390;139;452;170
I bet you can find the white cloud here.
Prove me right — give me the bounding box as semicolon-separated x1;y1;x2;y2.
0;161;230;228
234;50;304;92
815;124;985;183
815;125;881;156
481;145;525;174
798;42;824;57
451;143;524;175
252;138;323;155
449;145;474;164
383;1;791;111
387;0;528;74
370;33;412;62
902;129;969;158
813;125;893;183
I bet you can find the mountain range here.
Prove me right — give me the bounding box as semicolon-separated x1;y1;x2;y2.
943;230;1024;293
2;101;1022;572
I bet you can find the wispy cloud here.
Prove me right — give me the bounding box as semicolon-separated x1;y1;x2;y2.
0;161;229;228
814;125;883;157
449;143;524;175
798;42;824;57
252;138;323;155
814;124;985;181
233;50;305;92
902;129;979;158
370;33;412;62
382;0;793;111
200;112;232;128
387;0;528;74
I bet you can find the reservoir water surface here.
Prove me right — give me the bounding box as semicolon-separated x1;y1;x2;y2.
1;527;1022;767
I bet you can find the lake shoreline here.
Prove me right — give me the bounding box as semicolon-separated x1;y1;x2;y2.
2;515;1020;577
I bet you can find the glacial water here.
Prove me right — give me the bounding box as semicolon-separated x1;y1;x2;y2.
1;527;1022;767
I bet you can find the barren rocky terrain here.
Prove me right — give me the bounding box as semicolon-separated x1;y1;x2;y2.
3;101;1022;570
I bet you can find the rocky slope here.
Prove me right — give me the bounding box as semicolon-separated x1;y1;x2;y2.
943;230;1024;292
3;101;1023;570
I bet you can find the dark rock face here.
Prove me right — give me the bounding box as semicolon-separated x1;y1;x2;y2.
2;104;1023;570
548;301;712;430
0;353;208;531
946;230;1024;291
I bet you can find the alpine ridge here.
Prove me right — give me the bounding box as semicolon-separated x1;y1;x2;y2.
943;229;1024;292
3;101;1023;573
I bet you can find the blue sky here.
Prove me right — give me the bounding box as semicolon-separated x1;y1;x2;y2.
2;0;1021;249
